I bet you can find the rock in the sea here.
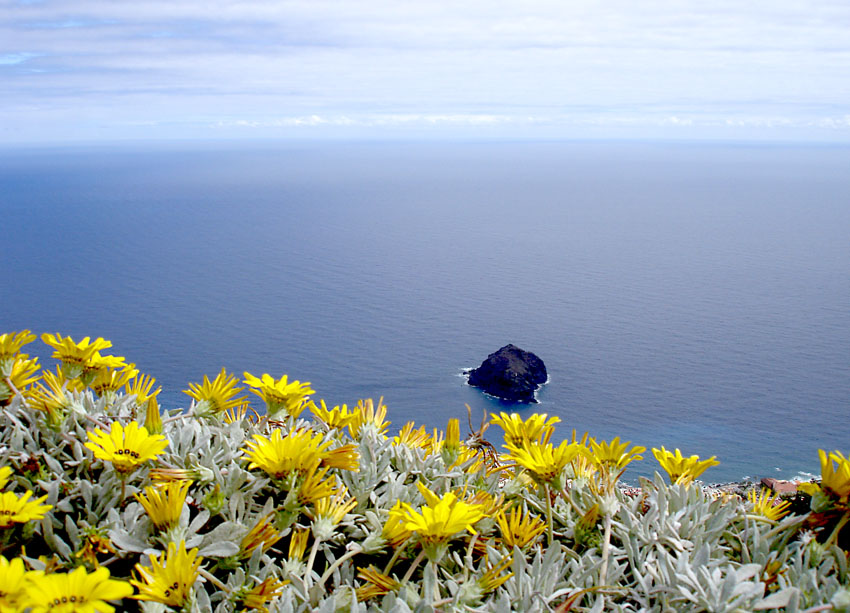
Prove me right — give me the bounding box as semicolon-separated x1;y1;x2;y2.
466;344;547;403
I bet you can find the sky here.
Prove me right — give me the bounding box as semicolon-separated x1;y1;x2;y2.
1;0;849;144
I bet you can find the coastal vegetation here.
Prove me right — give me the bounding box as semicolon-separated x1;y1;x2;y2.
0;330;848;612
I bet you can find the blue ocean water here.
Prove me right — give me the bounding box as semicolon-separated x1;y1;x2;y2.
1;140;848;483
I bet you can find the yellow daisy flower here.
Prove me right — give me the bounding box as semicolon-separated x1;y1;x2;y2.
309;400;356;430
652;446;720;487
124;373;161;406
288;528;310;561
184;368;246;416
0;330;36;364
223;401;259;425
240;514;283;558
40;333;112;380
478;555;514;593
237;576;287;611
748;488;792;522
401;483;487;552
392;421;432;449
90;362;138;397
297;464;337;505
588;437;645;471
244;372;314;418
85;421;168;474
0;554;41;610
504;439;586;488
441;418;462;464
490;412;561;447
496;506;547;549
321;443;360;471
135;480;191;530
348;397;390;439
241;428;329;479
0;465;11;490
0;356;41;405
27;566;132;613
131;541;203;608
383;500;413;548
355;566;400;602
310;488;357;541
26;367;76;424
144;396;163;435
0;490;52;527
822;450;850;502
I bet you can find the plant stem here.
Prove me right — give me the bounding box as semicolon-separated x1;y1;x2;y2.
599;513;612;588
163;411;194;425
317;545;362;589
383;537;411;575
401;549;426;584
825;513;850;549
544;483;554;546
198;568;230;593
304;537;323;589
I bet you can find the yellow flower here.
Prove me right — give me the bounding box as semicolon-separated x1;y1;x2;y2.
504;439;586;487
321;444;360;471
85;421;168;474
237;576;287;611
0;330;36;364
588;437;645;471
652;446;719;487
149;467;197;483
0;490;52;527
288;529;310;561
244;372;314;418
124;373;161;406
442;418;461;461
309;400;356;430
383;500;413;548
478;555;514;593
27;566;132;613
144;397;163;435
184;368;246;416
131;541;202;608
90;362;138;397
135;480;190;530
491;412;560;447
26;368;75;423
242;428;329;479
223;401;260;425
355;566;400;602
393;421;432;449
297;464;337;505
0;466;11;490
240;513;284;558
496;506;547;549
821;450;850;502
0;554;40;610
348;397;390;439
401;483;486;549
40;333;112;380
310;488;357;540
0;356;41;405
748;488;791;522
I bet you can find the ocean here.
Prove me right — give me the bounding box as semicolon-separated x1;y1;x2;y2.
1;140;848;483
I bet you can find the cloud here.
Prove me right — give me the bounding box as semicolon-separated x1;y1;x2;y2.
0;51;40;64
0;0;849;142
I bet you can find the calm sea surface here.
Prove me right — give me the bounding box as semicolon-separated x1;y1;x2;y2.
1;140;848;482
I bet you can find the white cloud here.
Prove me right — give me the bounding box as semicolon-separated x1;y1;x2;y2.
1;0;849;142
